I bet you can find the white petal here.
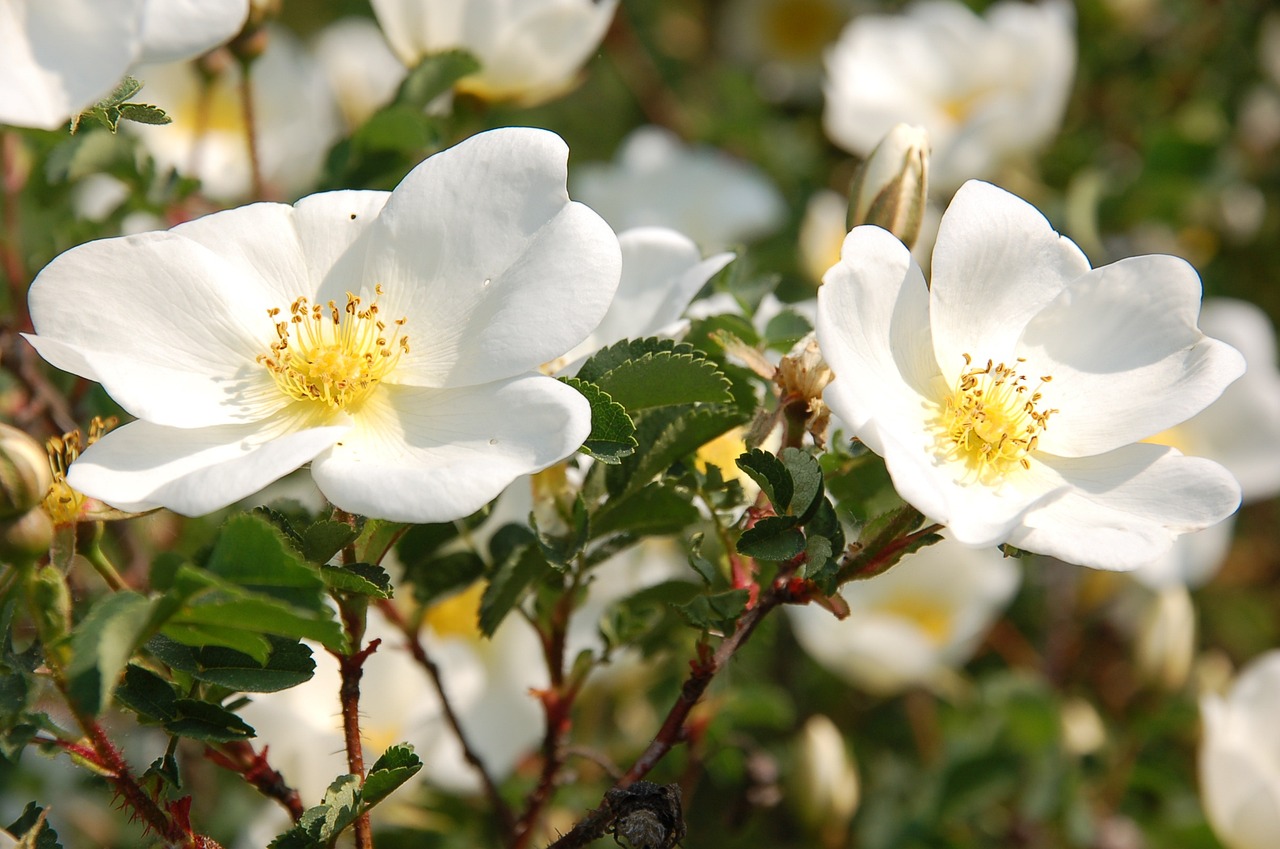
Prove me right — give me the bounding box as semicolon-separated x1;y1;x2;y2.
816;224;940;450
559;227;733;369
1008;443;1242;570
364;128;621;387
929;181;1091;384
67;410;348;516
1017;255;1247;456
138;0;248;64
28;229;290;427
311;375;590;523
0;0;142;130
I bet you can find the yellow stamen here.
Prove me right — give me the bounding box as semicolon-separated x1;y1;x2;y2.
257;284;408;412
43;416;116;526
932;355;1057;484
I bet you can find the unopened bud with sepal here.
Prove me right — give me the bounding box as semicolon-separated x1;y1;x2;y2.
848;123;930;250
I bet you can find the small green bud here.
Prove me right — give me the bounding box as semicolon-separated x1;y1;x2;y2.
28;565;72;656
0;424;53;520
848;123;930;250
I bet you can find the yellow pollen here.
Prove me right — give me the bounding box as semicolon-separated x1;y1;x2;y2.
879;594;954;646
43;416;115;526
257;284;409;411
933;355;1057;484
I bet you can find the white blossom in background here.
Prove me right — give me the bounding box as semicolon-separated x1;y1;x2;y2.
572;126;787;250
815;180;1244;570
370;0;617;106
799;189;848;284
823;0;1075;191
25;128;621;523
312;16;406;131
0;0;248;130
717;0;852;102
129;26;342;201
1200;649;1280;849
1133;298;1280;588
788;541;1019;695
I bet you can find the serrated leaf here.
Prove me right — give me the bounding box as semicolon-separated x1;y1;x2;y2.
686;533;718;586
560;376;637;463
158;623;274;663
479;545;550;637
841;505;931;582
147;636;315;693
575;337;701;384
321;563;393;599
205;513;328;612
65;592;154;715
302;520;360;564
362;744;423;806
114;664;179;723
605;404;750;501
395;49;482;108
735;449;792;511
592;351;732;411
781;447;824;522
591;482;701;539
118;103;170;125
104;76;143;104
7;802;61;849
677;589;751;631
737;516;806;562
165;699;254;743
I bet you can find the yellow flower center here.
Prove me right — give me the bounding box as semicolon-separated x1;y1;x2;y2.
933;354;1056;484
43;417;115;526
760;0;846;61
878;593;954;646
424;582;484;640
257;285;409;412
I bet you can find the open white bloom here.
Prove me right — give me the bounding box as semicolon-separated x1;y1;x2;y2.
823;0;1075;191
130;26;342;201
0;0;248;130
26;128;621;522
1200;650;1280;849
815;180;1244;570
788;540;1019;695
312;17;406;131
1134;298;1280;588
572;126;787;250
370;0;617;106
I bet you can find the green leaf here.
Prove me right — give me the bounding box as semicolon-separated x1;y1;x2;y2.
321;563;393;599
302;520;360;564
165;699;255;743
114;664;179;723
356;519;411;565
841;505;934;582
575;337;698;384
762;310;813;350
394;49;481;108
401;550;485;606
737;516;806;562
781;448;824;522
147;636;315;693
686;533;718;586
205;513;328;611
591;482;701;539
677;589;751;631
591;350;732;411
104;76;143;104
270;774;363;849
157;623;273;663
65;591;154;715
605;404;750;501
7;802;61;849
479;545;551;637
560;377;637;464
735;449;792;511
362;744;423;806
351;105;433;152
533;494;589;568
117;103;170;126
171;597;344;648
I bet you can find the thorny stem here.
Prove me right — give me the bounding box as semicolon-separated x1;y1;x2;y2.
334;508;375;849
376;598;517;840
205;742;305;821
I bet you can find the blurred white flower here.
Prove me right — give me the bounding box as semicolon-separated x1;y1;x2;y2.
1134;584;1196;691
790;714;859;844
129;26;341;201
788;540;1019;695
816;180;1244;570
26;128;621;522
573;126;787;250
799;189;848;284
717;0;852;102
1134;298;1280;588
370;0;617;106
1200;649;1280;849
312;16;406;131
822;0;1075;191
0;0;248;130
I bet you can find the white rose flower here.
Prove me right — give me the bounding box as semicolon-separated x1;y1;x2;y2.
370;0;617;106
129;26;342;201
1200;650;1280;849
312;16;406;131
822;0;1075;191
815;180;1244;570
25;128;621;523
788;540;1019;695
572;126;787;250
1133;298;1280;588
0;0;248;130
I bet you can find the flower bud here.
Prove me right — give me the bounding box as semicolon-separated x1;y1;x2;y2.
0;507;54;564
27;565;72;658
1136;585;1196;691
790;715;859;846
0;424;53;520
848;123;930;249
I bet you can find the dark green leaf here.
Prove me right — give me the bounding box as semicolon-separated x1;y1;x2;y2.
65;591;153;715
7;802;61;849
605;405;750;501
395;50;482;108
117;103;170;126
479;545;551;637
576;337;701;384
534;494;589;568
781;447;824;522
840;505;932;582
591;482;701;538
157;623;273;663
735;449;792;511
362;744;423;806
591;351;732;411
271;774;363;848
165;699;254;743
148;636;315;693
737;515;805;562
302;520;360;564
677;589;751;631
686;533;718;585
114;664;178;722
321;563;393;599
402;550;485;606
205;514;327;611
560;377;637;464
170;597;344;649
